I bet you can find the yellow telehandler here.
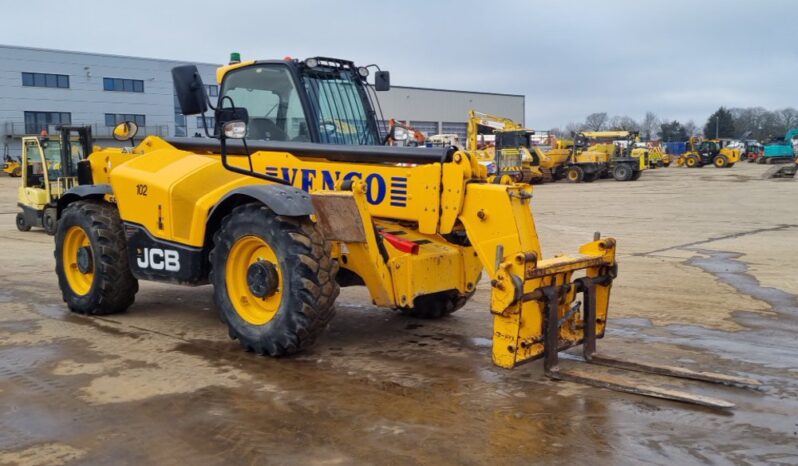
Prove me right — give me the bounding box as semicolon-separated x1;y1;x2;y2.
51;55;756;408
676;137;741;168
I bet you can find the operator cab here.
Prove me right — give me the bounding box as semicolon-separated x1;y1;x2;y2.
215;57;389;146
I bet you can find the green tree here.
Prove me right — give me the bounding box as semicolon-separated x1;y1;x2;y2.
703;107;735;139
658;120;688;141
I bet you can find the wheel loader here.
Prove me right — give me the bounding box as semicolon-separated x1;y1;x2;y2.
15;126;93;234
51;55;757;409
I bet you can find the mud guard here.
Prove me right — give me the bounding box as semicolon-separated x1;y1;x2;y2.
210;185;314;218
57;184;113;217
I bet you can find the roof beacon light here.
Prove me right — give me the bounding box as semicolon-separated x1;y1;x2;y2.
229;52;241;65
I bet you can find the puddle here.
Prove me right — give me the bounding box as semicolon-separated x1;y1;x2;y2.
687;249;798;317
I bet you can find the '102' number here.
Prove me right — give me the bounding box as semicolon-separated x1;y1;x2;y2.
136;184;148;196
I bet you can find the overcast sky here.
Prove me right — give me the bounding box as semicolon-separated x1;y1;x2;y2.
1;0;795;129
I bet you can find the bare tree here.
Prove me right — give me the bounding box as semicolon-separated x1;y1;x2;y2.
683;120;698;137
779;108;798;129
584;112;608;131
609;115;640;132
639;112;659;141
564;121;584;135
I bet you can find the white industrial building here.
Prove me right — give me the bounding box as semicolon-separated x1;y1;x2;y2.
0;44;525;157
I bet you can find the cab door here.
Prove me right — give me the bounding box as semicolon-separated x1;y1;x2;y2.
18;137;50;209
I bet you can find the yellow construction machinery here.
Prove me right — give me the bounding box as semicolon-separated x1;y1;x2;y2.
3;144;22;177
466;110;544;183
580;130;648;180
676;137;741;168
551;131;643;182
51;55;757;409
16;126;92;234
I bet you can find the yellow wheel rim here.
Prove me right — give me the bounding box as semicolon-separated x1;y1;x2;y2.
567;170;579;181
226;235;283;325
63;226;94;296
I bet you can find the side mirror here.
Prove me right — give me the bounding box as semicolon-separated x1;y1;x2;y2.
172;65;208;115
375;71;390;91
113;121;139;141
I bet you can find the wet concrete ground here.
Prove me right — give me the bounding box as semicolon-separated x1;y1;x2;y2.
0;163;796;465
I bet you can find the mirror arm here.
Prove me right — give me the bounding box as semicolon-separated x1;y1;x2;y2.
218;136;290;186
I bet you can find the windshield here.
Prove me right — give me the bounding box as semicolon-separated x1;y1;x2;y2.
302;70;380;145
220;65;310;142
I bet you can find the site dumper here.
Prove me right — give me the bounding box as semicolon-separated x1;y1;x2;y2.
52;56;758;409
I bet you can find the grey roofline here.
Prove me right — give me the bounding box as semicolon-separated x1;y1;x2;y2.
0;43;525;98
0;43;221;67
390;85;524;99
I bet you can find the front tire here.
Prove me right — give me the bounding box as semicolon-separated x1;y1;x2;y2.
12;167;21;177
16;213;30;232
685;156;700;168
210;204;339;356
55;200;138;315
43;207;57;236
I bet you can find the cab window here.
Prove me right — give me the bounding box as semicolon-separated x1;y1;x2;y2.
220;65;310;142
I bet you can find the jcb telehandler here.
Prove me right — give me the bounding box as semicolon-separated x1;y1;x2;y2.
677;137;741;168
16;126;92;234
52;55;757;408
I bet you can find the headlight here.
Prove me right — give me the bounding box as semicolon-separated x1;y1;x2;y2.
357;66;369;78
223;121;247;139
305;58;319;69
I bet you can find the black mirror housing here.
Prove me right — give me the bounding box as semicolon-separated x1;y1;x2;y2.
172;65;208;115
375;71;390;91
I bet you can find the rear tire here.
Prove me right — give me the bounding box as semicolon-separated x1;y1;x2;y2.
55;200;138;315
210;203;339;356
12;167;21;177
16;213;30;232
630;170;642;181
613;164;632;181
566;166;584;183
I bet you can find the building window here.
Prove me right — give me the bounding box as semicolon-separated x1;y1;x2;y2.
442;122;468;142
24;111;71;134
196;116;215;128
103;77;144;93
410;121;439;136
22;72;69;89
105;113;146;127
204;84;218;97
